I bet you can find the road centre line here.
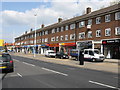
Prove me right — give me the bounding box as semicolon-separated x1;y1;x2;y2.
17;73;22;77
42;67;68;76
89;80;118;89
22;62;35;67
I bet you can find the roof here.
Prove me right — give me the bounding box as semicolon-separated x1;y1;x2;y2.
15;3;120;39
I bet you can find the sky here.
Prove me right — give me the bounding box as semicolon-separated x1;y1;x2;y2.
0;0;118;43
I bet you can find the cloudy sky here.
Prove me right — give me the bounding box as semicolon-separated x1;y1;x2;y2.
0;0;118;43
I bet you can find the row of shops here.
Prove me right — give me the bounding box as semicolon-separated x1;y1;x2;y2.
14;38;120;59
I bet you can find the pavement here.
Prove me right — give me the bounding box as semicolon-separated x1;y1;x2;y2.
10;52;119;74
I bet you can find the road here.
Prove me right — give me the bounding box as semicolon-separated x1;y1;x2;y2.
1;55;119;89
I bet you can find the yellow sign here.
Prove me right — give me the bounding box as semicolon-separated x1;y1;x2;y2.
0;39;4;46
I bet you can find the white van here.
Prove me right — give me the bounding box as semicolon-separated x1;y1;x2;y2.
45;50;56;57
83;49;105;62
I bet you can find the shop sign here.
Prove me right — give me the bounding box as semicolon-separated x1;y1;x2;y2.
47;43;59;47
77;41;92;49
102;39;120;44
59;42;76;46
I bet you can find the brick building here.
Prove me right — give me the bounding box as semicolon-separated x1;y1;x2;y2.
15;3;120;59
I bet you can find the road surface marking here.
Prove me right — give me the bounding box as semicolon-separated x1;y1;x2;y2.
17;73;22;77
22;62;35;67
89;80;117;89
10;74;18;77
42;67;68;76
13;59;20;62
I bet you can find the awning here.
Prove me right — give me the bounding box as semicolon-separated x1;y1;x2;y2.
59;42;76;46
46;43;59;47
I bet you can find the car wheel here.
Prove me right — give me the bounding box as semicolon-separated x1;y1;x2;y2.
61;57;63;59
92;58;96;62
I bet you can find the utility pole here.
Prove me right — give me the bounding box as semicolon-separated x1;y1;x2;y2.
34;14;37;57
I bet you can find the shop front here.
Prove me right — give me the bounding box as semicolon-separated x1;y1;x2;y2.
59;42;76;55
40;44;49;54
46;43;59;53
102;39;120;59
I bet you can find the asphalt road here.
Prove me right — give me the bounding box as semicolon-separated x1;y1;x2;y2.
1;55;119;89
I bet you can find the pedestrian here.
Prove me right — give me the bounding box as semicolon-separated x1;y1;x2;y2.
79;51;84;65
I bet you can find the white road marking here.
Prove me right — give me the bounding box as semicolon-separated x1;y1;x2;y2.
42;67;68;76
17;73;22;77
22;62;35;67
13;59;20;62
89;80;117;89
10;74;18;77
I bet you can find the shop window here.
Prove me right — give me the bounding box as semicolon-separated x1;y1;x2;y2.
115;27;120;35
70;23;75;30
79;21;85;28
88;19;92;25
70;34;75;40
96;30;101;37
105;14;111;22
88;31;92;38
65;25;69;30
79;32;85;39
65;35;68;40
96;17;101;24
56;36;59;41
115;12;120;20
60;36;64;41
105;28;111;36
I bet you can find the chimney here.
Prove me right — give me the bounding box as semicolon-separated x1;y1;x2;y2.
86;7;91;14
41;24;44;28
25;31;27;34
30;28;33;32
58;18;62;23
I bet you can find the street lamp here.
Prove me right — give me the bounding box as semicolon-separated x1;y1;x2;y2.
34;14;37;57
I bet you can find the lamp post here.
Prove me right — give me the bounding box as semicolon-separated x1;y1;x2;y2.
34;14;37;57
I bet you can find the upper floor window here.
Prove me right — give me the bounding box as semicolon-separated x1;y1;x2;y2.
88;19;92;25
65;25;69;30
79;21;85;28
51;37;55;41
96;30;101;37
42;39;44;43
42;31;44;35
105;14;111;22
96;17;101;24
105;28;111;36
52;29;55;33
60;36;64;41
79;32;85;39
45;31;48;35
56;36;59;41
88;31;92;38
56;28;59;32
115;27;120;35
39;32;42;36
45;38;48;42
115;12;120;20
65;35;68;40
70;24;75;30
61;27;64;32
70;34;75;40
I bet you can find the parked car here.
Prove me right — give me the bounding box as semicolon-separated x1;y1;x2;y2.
0;53;14;73
55;52;69;59
83;49;105;62
45;50;56;57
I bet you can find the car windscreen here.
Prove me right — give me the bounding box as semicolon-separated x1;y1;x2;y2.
2;55;12;61
94;50;100;54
